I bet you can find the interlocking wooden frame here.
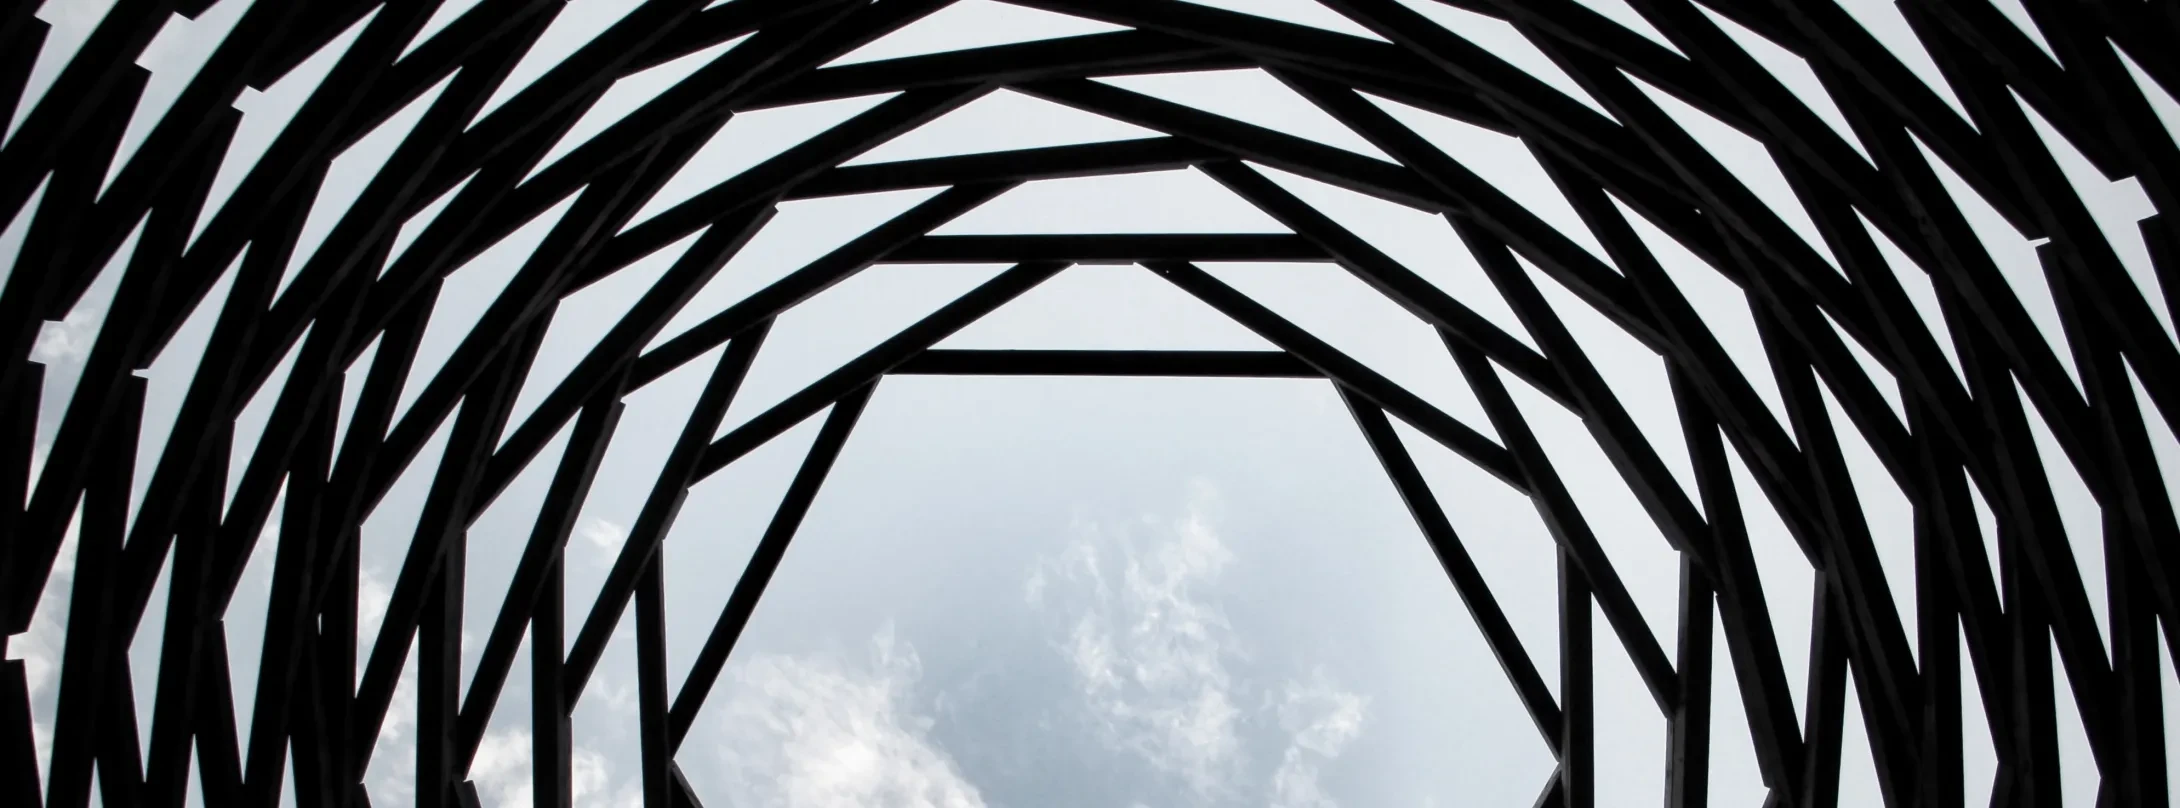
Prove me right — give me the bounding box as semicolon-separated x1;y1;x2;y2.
3;1;2178;806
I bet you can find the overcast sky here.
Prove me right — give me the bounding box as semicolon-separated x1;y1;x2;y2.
9;0;2180;807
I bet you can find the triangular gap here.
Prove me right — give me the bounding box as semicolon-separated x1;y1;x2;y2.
1390;417;1563;699
361;646;419;807
826;1;1128;67
468;0;646;125
1963;622;2000;808
502;228;707;443
103;0;259;195
278;743;297;808
225;323;310;513
2127;362;2180;515
1858;209;1967;386
935;263;1274;350
184;746;205;808
466;629;537;806
0;174;52;292
385;171;474;271
663;412;826;696
1252;164;1539;351
715;263;1004;437
527;35;751;181
1393;0;1615;119
1625;72;1844;275
1615;194;1795;435
1962;473;2004;589
561;343;724;643
29;216;144;493
397;0;486;60
1708;599;1773;808
2163;630;2180;803
2114;46;2180;157
626;93;900;228
1911;130;2090;394
5;0;122;144
646;188;943;350
1366;93;1616;268
1095;69;1394;160
1831;0;1971;121
330;333;379;461
2013;378;2109;647
391;190;581;424
1499;362;1681;646
1201;261;1498;438
1522;252;1698;498
1818;308;1907;426
1176;0;1387;40
1568;0;1682;55
277;73;458;300
1593;601;1670;808
845;88;1160;165
1694;4;1871;164
566;603;643;806
1724;428;1816;720
226;479;287;751
2012;92;2175;346
460;418;577;695
930;170;1286;234
189;7;381;247
1837;671;1886;807
2050;633;2101;807
131;248;241;538
6;501;81;795
1988;0;2058;61
128;541;173;762
88;761;102;807
355;404;462;667
1815;383;1918;663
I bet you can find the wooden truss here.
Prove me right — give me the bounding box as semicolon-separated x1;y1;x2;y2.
2;0;2178;806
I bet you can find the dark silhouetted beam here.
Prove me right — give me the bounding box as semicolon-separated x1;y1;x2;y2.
892;350;1317;377
886;234;1330;264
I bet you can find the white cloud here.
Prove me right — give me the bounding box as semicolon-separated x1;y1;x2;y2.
361;573;417;808
576;517;627;566
1279;673;1366;757
1271;673;1368;808
6;506;81;795
711;625;986;808
578;517;625;552
1021;567;1045;606
1270;753;1337;808
469;728;534;806
1032;482;1246;797
1029;482;1369;805
355;562;391;652
468;729;641;808
29;305;102;365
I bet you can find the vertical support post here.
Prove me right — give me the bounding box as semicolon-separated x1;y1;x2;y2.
1562;550;1594;808
417;530;463;808
533;542;570;808
1668;555;1714;808
637;554;672;808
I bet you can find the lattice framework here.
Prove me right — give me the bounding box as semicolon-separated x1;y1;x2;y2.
3;0;2180;806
